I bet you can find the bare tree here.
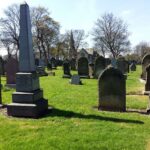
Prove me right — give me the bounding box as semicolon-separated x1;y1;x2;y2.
31;6;60;62
134;41;150;58
61;29;87;59
93;40;106;57
0;4;20;58
92;13;130;58
0;4;60;62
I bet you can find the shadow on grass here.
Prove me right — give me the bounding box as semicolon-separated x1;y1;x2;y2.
46;107;144;124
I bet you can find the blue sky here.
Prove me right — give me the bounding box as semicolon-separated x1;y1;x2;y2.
0;0;150;51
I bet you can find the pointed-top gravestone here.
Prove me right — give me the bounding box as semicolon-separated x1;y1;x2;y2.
19;3;35;72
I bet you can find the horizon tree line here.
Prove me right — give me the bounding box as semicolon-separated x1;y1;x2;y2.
0;3;148;62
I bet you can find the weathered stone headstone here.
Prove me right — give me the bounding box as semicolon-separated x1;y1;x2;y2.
70;74;82;85
130;63;136;71
70;58;76;70
98;67;126;111
5;57;18;86
141;54;150;80
78;57;89;78
7;3;48;118
63;60;71;78
116;57;126;74
94;56;106;79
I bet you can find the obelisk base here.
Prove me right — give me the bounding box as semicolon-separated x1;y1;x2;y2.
7;98;48;118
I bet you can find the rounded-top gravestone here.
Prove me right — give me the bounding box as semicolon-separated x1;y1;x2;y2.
98;67;126;112
63;60;71;78
77;57;89;78
51;57;57;69
5;57;18;85
94;56;106;79
116;57;126;74
141;54;150;80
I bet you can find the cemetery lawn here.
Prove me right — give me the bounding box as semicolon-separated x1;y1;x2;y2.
0;65;150;150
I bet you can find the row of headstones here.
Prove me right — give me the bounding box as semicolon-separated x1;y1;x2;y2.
63;60;126;111
0;56;57;85
62;57;135;111
62;56;136;79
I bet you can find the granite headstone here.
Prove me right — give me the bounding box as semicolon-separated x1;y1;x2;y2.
98;67;126;112
63;60;71;78
78;57;89;78
5;57;18;86
94;56;106;79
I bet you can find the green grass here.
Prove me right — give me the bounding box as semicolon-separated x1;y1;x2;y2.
0;65;150;150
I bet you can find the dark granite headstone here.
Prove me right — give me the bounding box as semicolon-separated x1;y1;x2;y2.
70;58;76;70
94;56;106;79
130;63;136;71
63;60;71;78
70;75;82;85
35;58;39;66
116;57;126;74
141;54;150;80
98;67;126;112
47;62;52;70
7;3;48;118
78;57;89;78
5;58;18;85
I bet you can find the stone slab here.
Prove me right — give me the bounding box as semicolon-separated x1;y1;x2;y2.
70;75;82;85
12;89;43;103
7;99;48;118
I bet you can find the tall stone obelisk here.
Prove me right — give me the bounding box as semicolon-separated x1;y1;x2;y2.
7;3;48;118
